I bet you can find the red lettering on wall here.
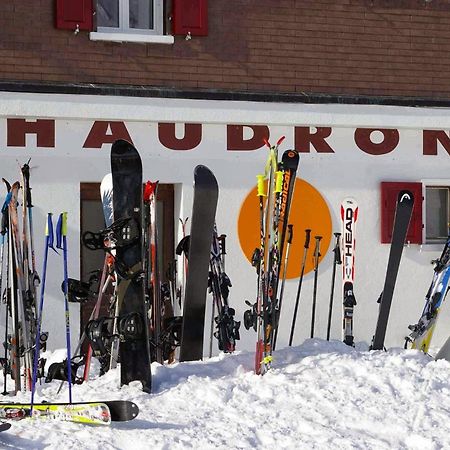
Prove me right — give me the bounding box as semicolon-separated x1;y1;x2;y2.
294;127;334;153
423;130;450;155
83;121;132;148
355;128;399;155
158;123;202;150
227;125;269;151
7;119;55;147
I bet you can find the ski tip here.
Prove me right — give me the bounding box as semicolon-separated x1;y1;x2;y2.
398;190;414;205
193;165;218;187
111;139;136;155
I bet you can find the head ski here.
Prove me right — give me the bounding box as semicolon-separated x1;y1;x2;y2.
341;198;358;346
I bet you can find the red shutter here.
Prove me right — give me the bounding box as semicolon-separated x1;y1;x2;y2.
381;182;423;244
173;0;208;36
56;0;93;31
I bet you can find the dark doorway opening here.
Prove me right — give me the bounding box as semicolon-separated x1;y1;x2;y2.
79;182;174;337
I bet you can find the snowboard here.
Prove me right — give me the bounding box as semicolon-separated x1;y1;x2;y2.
111;139;152;392
341;198;358;346
100;173;114;228
371;190;414;350
0;402;111;425
179;166;219;362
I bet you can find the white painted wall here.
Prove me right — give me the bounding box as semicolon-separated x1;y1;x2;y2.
0;92;449;357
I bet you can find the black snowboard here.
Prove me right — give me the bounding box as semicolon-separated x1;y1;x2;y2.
179;166;219;362
111;139;152;392
371;190;414;350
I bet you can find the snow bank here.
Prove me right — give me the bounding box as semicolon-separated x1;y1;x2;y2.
1;339;449;449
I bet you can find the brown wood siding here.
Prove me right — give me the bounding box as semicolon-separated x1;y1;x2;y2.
3;1;450;99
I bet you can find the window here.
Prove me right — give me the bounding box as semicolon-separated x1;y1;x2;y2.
425;186;449;243
97;0;160;35
90;0;174;44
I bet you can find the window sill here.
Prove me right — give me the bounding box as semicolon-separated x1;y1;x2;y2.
89;32;174;45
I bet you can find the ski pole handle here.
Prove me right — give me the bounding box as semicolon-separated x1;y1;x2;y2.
314;236;322;261
287;224;293;244
21;161;33;207
334;232;342;265
219;234;227;255
304;229;312;249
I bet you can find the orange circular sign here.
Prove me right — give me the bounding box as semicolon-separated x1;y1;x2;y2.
237;178;332;278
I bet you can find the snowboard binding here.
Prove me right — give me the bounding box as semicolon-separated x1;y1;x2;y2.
45;355;84;385
243;301;258;332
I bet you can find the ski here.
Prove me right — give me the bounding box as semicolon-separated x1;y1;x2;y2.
208;227;240;354
110;139;152;392
341;198;358;346
406;234;450;353
371;190;414;350
179;165;219;362
271;149;299;350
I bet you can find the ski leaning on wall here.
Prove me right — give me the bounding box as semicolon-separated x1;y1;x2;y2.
179;165;219;362
110;139;152;392
406;234;450;354
371;190;414;351
341;198;358;347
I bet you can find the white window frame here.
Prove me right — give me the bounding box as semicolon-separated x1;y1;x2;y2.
422;179;450;246
90;0;174;45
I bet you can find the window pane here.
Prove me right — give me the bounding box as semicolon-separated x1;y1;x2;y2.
426;187;449;240
97;0;119;28
129;0;153;30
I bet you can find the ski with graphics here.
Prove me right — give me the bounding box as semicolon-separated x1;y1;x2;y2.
341;198;358;347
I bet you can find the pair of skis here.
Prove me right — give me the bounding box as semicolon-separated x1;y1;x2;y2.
325;190;413;349
244;137;300;374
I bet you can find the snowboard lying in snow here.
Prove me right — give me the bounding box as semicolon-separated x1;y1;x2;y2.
0;400;139;428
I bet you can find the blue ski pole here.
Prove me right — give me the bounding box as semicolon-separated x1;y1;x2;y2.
56;212;72;403
31;213;54;412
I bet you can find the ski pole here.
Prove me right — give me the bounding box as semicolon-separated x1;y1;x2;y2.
326;233;342;341
272;224;293;351
289;228;311;346
31;213;54;412
310;236;322;339
56;212;72;404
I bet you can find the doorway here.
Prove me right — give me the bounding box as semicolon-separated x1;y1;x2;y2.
79;182;174;336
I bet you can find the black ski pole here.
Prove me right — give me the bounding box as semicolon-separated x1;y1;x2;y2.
272;224;293;350
326;233;342;341
289;228;311;346
310;236;322;339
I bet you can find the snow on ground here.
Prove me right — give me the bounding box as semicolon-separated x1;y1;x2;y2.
0;340;449;449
